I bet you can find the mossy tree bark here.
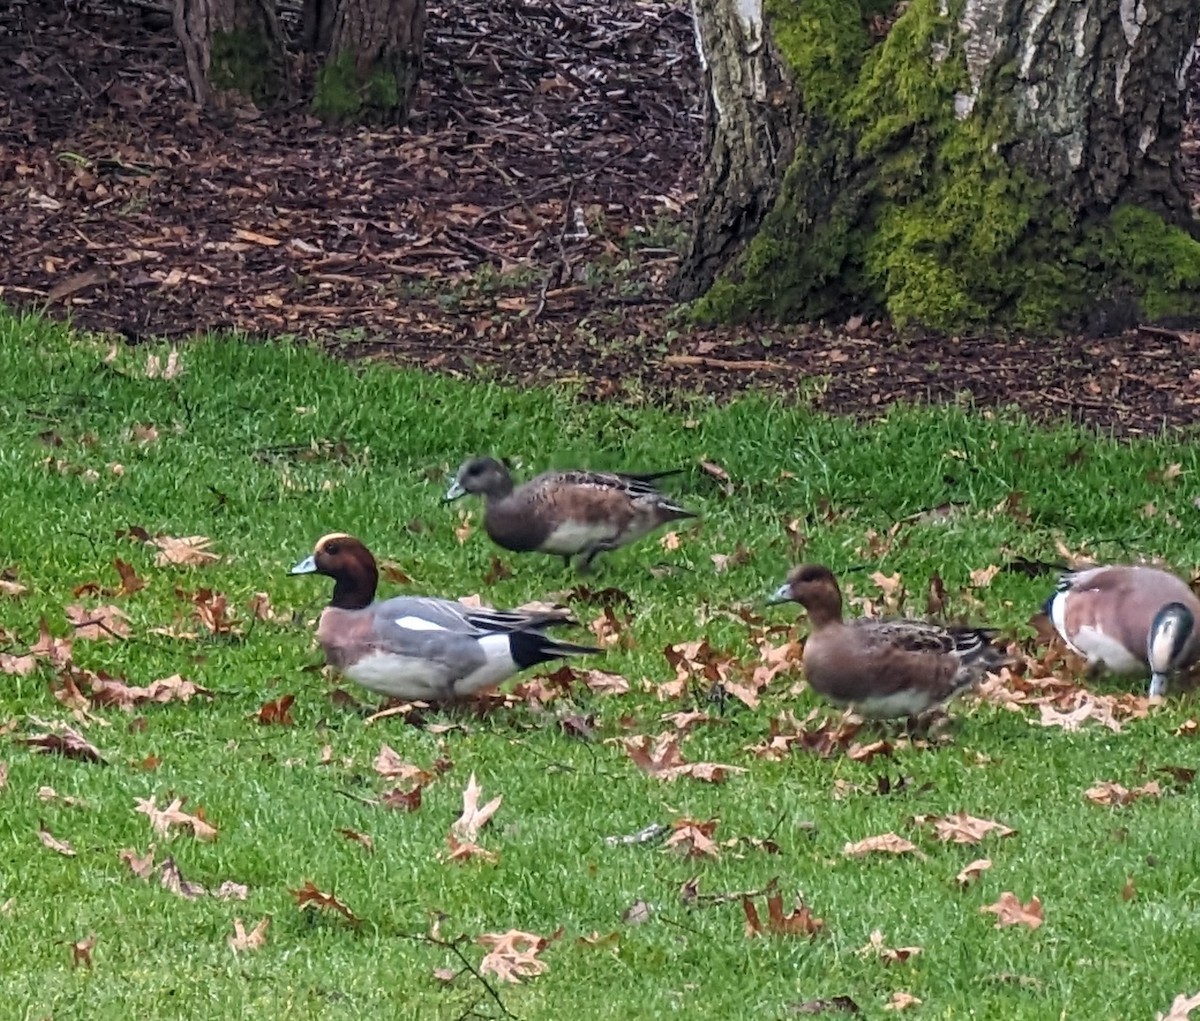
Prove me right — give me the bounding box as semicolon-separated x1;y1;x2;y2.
680;0;1200;334
308;0;425;125
173;0;289;107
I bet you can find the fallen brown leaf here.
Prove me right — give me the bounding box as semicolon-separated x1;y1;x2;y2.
955;857;992;886
160;855;207;898
118;846;156;880
134;795;218;841
477;928;560;984
858;929;922;965
21;725;105;764
1158;991;1200;1020
621;899;652;925
257;693;295;726
883;991;922;1011
290;880;361;926
37;820;76;857
70;933;95;969
1085;780;1163;807
624;732;745;784
981;891;1043;929
664;817;720;859
743;885;824;938
451;772;502;843
927;812;1016;844
65;603;130;640
843;833;919;857
228;915;271;954
339;827;375;854
149;534;219;567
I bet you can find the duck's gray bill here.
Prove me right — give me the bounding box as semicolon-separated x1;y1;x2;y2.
765;583;792;605
442;479;467;502
289;554;318;575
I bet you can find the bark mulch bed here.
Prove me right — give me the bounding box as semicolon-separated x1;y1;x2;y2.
1;0;1198;437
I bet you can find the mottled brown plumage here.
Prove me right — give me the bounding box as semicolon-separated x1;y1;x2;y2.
767;564;1010;721
444;456;697;572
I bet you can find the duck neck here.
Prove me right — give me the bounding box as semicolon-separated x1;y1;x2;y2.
329;561;377;611
485;477;515;501
804;591;844;629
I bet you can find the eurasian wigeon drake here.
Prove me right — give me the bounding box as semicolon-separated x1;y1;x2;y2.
1044;565;1200;698
443;456;698;573
290;533;600;701
767;563;1011;721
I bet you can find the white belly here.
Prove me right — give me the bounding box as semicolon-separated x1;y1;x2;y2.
539;520;620;555
1066;625;1144;674
344;652;452;700
848;689;939;719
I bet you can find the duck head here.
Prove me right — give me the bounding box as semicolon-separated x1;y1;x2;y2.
1147;601;1196;698
444;456;513;502
290;533;378;610
766;563;844;626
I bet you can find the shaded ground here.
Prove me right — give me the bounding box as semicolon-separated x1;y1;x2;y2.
0;0;1198;436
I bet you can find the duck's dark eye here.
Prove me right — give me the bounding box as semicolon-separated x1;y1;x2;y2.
325;542;339;555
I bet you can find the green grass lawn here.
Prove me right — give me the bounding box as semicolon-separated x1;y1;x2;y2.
1;308;1199;1020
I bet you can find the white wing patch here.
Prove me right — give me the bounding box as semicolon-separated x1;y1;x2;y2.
394;615;448;632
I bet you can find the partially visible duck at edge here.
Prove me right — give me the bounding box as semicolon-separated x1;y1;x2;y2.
1044;564;1200;698
767;563;1011;724
443;456;698;573
290;533;600;701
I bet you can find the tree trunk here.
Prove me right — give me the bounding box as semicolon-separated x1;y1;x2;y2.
173;0;289;108
679;0;1200;334
310;0;425;126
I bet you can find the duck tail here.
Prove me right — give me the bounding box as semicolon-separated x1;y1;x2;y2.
953;638;1013;691
507;630;602;670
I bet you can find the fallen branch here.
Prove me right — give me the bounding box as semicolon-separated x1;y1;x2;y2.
663;355;782;371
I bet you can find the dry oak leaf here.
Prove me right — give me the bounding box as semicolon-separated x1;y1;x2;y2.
1038;699;1121;733
0;760;7;791
743;889;824;939
87;673;210;711
290;880;361;926
956;858;992;886
476;928;561;984
981;891;1044;929
118;846;156;880
928;812;1016;844
660;530;682;552
372;743;435;783
451;772;502;843
339;827;375;854
1158;991;1200;1020
859;929;922;965
150;534;219;567
380;785;425;812
445;834;499;864
843;833;920;858
229;916;271;954
1084;780;1163;807
37;820;76;857
0;652;38;676
134;795;218;841
70;933;96;970
883;991;922;1011
969;564;1001;588
65;603;130;641
160;855;207;899
21;726;105;764
257;693;295;726
0;579;28;598
665;818;721;859
623;732;745;783
580;669;631;695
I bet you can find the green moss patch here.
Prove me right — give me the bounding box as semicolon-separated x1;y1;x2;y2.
696;0;1200;334
313;51;414;126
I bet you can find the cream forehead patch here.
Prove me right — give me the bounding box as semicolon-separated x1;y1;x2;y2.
315;532;354;552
